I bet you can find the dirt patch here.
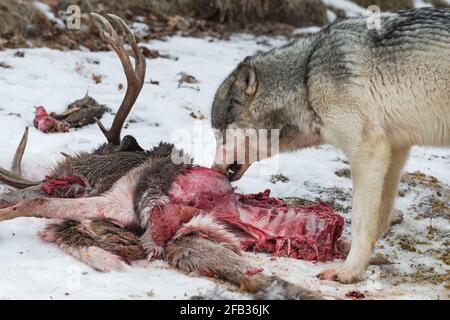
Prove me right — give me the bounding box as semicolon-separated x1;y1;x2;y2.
0;0;44;49
0;1;109;51
1;0;331;51
334;168;351;179
270;174;290;184
68;0;329;28
285;186;352;214
390;264;449;287
400;171;449;220
317;187;352;214
177;0;329;28
425;0;450;8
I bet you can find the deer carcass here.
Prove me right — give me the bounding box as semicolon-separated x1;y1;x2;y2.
0;14;344;299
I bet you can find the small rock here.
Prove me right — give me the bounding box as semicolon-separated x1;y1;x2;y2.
178;72;200;86
14;51;25;58
0;61;12;69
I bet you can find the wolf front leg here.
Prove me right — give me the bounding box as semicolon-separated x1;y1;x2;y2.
335;147;410;259
377;147;410;238
318;135;391;283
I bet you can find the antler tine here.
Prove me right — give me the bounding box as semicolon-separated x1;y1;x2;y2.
91;13;146;145
12;127;29;175
0;168;39;189
0;128;40;189
107;14;146;84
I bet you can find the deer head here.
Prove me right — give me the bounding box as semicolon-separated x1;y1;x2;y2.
0;13;146;197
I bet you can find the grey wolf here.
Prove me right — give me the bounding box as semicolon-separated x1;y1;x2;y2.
211;8;450;283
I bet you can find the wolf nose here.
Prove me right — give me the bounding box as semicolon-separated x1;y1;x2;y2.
226;162;242;181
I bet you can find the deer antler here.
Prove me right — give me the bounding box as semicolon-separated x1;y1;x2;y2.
0;14;145;190
0;127;41;189
91;13;146;145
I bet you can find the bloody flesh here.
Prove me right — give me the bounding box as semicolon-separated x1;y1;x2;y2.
152;167;344;262
34;106;70;133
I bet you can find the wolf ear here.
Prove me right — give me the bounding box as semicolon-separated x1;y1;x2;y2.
235;62;258;96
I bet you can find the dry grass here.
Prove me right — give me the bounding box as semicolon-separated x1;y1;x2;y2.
6;0;446;51
170;0;329;27
0;0;330;50
425;0;450;8
65;0;329;27
0;0;44;37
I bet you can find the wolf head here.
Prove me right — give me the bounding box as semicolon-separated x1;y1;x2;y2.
211;46;323;181
210;57;260;181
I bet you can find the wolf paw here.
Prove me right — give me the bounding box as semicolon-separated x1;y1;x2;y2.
316;267;365;284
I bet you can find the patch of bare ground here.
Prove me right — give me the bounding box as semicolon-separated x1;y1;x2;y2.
376;170;449;290
285;186;352;214
334;168;351;178
1;0;332;51
425;0;450;8
288;168;448;290
400;171;449;219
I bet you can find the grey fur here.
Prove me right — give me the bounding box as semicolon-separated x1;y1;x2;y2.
212;8;450;148
165;236;322;300
211;7;450;283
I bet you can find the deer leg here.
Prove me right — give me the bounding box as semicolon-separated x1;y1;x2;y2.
39;220;130;272
0;186;48;209
165;235;322;300
0;196;109;222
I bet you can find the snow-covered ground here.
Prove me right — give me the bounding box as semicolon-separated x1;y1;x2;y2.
0;31;448;300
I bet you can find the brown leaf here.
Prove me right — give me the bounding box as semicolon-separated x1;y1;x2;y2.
140;47;170;59
0;61;11;69
14;51;25;58
92;73;102;84
190;111;205;120
178;72;200;85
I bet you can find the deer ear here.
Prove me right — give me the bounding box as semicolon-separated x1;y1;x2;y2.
235;63;258;96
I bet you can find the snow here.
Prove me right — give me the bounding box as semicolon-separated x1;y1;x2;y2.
322;0;368;16
327;9;338;23
293;26;322;35
0;22;449;301
413;0;434;8
33;1;65;28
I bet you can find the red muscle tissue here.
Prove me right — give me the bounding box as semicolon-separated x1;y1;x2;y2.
151;167;344;262
33;106;70;133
